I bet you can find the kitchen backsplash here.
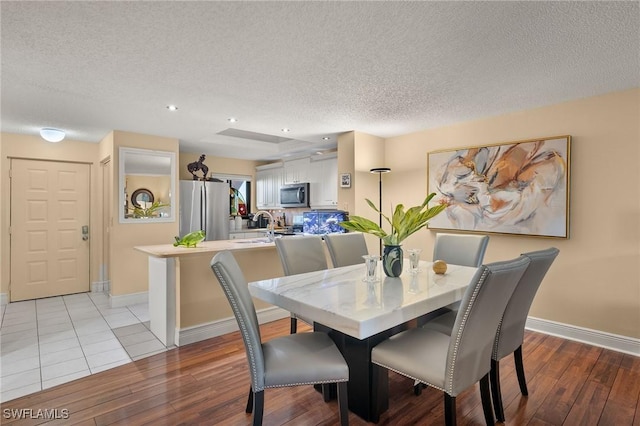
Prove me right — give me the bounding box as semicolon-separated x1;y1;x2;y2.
236;208;348;230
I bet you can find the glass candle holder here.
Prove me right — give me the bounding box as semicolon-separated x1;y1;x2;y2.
362;255;380;282
407;248;422;274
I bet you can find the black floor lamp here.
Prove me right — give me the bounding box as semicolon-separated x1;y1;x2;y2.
370;167;391;256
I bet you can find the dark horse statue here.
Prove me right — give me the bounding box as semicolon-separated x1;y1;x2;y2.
187;154;209;180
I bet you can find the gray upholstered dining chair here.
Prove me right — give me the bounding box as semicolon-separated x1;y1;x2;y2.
210;250;349;426
422;247;559;422
412;233;491;396
433;232;490;268
427;232;490;317
274;236;328;334
372;256;530;426
414;232;490;334
324;233;369;268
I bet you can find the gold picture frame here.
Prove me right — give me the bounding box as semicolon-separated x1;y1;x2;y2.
427;135;571;238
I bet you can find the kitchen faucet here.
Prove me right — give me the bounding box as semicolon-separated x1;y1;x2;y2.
253;210;275;242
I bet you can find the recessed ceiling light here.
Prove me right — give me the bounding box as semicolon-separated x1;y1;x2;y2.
40;128;65;143
228;117;238;123
322;137;330;140
281;128;290;133
166;105;178;111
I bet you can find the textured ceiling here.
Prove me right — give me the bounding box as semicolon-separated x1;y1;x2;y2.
1;1;638;161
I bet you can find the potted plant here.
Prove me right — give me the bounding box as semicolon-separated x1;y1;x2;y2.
339;193;446;277
129;200;169;218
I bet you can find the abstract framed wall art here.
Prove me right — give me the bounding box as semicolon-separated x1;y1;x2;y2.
427;135;571;238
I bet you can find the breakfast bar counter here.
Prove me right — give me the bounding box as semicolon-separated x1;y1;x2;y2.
134;237;287;347
134;237;276;258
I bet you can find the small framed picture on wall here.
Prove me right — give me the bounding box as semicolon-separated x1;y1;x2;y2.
340;173;351;188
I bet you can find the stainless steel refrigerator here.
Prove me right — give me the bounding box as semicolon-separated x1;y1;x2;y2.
179;180;230;241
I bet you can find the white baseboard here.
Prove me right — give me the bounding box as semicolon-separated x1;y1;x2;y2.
109;291;148;308
176;307;290;347
526;316;640;356
91;280;111;293
0;293;7;306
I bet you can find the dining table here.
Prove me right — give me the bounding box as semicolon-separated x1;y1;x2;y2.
248;259;479;423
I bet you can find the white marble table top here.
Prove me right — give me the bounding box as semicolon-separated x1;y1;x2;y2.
249;260;479;340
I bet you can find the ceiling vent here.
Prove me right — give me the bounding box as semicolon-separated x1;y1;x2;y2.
217;128;295;144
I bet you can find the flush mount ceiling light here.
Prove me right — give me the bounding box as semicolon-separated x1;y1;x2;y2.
40;128;65;143
228;117;238;123
281;128;291;133
166;105;178;111
322;137;330;140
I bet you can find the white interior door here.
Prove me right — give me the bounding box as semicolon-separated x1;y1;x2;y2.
10;159;91;301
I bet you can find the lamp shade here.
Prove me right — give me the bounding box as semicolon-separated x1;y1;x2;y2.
370;167;391;174
40;128;65;143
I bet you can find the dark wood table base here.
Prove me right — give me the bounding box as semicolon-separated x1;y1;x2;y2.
314;322;409;423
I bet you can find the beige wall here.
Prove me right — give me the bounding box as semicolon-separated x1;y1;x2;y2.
338;131;391;253
337;131;356;214
354;131;388;254
107;131;179;296
0;133;101;297
125;175;171;208
382;88;640;339
179;152;258;180
97;132;114;286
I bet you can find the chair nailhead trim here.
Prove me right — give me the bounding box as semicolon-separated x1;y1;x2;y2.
213;265;262;392
447;267;490;394
265;378;349;389
372;360;446;393
492;318;504;359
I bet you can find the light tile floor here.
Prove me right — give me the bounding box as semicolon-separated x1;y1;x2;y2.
0;292;168;403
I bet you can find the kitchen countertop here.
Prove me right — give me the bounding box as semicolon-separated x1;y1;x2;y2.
134;237;275;258
229;228;268;233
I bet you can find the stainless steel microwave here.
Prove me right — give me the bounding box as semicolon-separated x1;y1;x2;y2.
280;183;309;208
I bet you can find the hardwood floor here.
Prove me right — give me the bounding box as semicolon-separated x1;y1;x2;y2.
1;318;638;425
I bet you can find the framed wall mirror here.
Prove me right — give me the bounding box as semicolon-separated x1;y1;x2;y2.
119;147;176;223
131;188;154;208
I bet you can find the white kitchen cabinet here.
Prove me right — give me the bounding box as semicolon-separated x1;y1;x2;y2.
283;158;310;184
257;156;338;209
310;156;338;208
256;163;283;209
